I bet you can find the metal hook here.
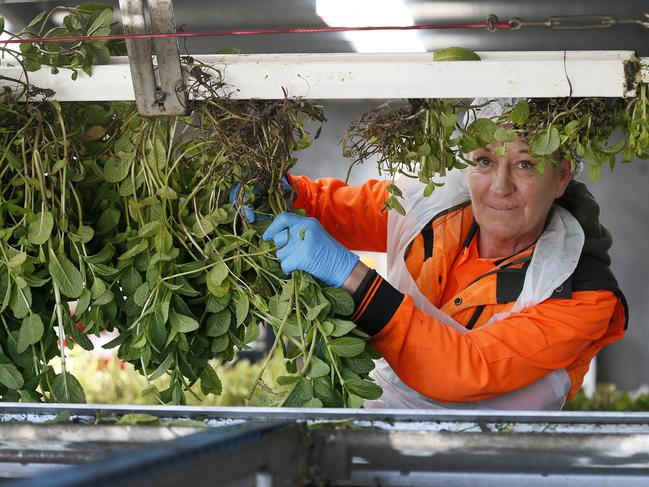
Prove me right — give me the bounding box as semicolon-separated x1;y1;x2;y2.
485;15;499;32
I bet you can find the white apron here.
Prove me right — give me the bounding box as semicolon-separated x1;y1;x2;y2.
364;170;584;410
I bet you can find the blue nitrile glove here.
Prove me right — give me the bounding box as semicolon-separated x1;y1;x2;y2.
228;178;294;223
263;212;359;288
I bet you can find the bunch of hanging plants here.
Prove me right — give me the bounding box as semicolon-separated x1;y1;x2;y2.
0;4;382;407
343;80;648;213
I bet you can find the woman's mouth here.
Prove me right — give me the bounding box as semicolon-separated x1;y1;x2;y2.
487;204;519;212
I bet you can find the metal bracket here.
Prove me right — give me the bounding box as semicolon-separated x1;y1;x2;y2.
119;0;187;116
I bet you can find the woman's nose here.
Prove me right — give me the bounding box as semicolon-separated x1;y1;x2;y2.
492;164;515;196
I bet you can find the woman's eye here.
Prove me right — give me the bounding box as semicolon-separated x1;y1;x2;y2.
476;157;492;167
517;160;534;170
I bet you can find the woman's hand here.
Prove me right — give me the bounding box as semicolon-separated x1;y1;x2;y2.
263;212;359;288
228;177;294;222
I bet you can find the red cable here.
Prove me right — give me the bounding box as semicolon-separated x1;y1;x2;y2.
1;22;513;45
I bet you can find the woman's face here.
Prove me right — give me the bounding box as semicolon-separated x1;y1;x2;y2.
467;138;573;251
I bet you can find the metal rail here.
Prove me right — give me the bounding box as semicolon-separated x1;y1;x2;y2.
312;429;649;486
1;52;646;100
6;421;307;487
2;402;649;424
1;404;649;486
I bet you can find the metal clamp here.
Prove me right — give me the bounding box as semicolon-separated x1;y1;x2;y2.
549;15;617;30
119;0;187;116
510;14;649;31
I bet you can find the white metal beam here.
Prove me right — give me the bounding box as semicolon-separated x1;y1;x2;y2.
0;51;646;100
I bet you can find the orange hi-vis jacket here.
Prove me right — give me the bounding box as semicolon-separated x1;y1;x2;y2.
287;174;627;403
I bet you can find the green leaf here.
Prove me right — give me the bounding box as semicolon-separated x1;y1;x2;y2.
385;196;405;215
147;313;167;350
386;183;403;197
93;287;114;307
24;10;46;31
433;47;481;61
119;240;148;261
206;262;229;295
441;111;458;128
91;278;107;300
423;182;436;197
169;309;199;333
210;334;229;354
104;157;131;183
243;323;261;344
85;244;115;264
416;143;431;158
17;314;44;353
468;118;498;145
134;282;150;307
74;289;92;318
313;376;341;407
138;221;162;238
157;186;177;200
347;394;365;408
70;321;94;351
588;162;602;181
0;362;24;390
305;300;329;322
28;211;54;245
282;385;307;408
494;127;517;143
87;8;114;36
9;285;31;319
345;378;382;400
120;266;142;295
7;251;27;268
206;310;231;337
0;273;11;313
323;288;355;316
329;319;356;338
320;320;335;336
277;375;300;386
96;207;120;235
509;100;530;125
48;251;84;298
343;356;376;374
235;294;249;326
116;414;160;426
199;366;222;396
149;353;173;381
600;139;625;155
530;127;561;156
44;411;71;424
77;225;95;244
51;372;86;403
329;337;365;357
192;216;214;237
306;356;330;378
563;120;581;137
295;378;313;401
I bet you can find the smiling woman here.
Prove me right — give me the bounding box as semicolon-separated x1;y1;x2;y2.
467;138;573;259
272;97;629;410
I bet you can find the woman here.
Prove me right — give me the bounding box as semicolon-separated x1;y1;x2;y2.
262;103;627;410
